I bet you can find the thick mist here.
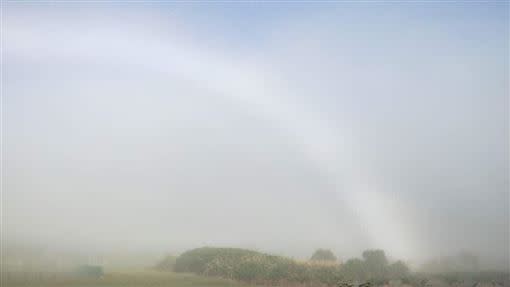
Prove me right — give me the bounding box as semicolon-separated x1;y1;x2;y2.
4;3;509;270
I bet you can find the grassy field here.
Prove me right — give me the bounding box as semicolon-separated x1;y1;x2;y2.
3;270;253;287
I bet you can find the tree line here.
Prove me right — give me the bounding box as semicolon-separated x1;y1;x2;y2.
170;247;411;286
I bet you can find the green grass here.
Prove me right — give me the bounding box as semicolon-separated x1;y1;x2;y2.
3;270;254;287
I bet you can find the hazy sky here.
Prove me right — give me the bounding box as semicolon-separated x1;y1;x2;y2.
4;2;509;268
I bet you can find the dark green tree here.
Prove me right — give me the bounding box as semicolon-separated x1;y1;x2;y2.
362;249;389;280
310;249;337;262
387;260;410;279
341;258;367;281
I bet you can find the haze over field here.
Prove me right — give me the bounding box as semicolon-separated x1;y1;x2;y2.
4;2;509;270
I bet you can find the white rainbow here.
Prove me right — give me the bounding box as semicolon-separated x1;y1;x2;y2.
8;13;421;260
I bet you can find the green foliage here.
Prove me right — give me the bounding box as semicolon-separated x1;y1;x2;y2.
174;247;259;275
362;250;389;280
307;264;344;285
174;247;412;286
342;258;368;281
174;247;342;286
416;271;510;285
387;261;410;279
311;249;338;262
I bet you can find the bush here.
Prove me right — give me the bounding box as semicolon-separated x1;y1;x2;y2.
341;258;368;281
307;264;343;285
174;247;258;274
362;249;389;280
387;260;410;279
174;247;411;286
174;247;342;286
311;249;338;262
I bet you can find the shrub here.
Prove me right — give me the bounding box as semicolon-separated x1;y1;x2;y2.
311;249;338;262
387;260;410;279
174;247;258;274
341;258;368;281
174;247;342;286
174;247;410;286
362;249;389;280
307;264;343;285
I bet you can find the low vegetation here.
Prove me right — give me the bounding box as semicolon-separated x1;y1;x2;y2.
310;249;338;262
416;271;510;286
6;248;508;287
171;247;412;286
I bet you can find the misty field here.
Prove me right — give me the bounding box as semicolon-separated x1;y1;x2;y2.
2;270;251;287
